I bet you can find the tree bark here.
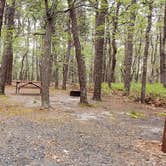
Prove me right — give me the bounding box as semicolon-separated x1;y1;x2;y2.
54;66;59;89
69;55;77;84
110;2;120;84
107;31;112;87
0;0;5;36
102;37;107;82
31;36;35;81
135;38;142;82
141;2;153;103
19;51;28;81
93;0;107;101
150;35;158;83
124;0;136;96
162;118;166;153
0;2;15;94
36;54;40;81
62;18;72;90
53;53;59;89
68;0;88;104
40;0;54;109
4;2;15;85
51;32;59;89
160;1;166;87
24;17;30;81
160;28;164;83
31;21;37;81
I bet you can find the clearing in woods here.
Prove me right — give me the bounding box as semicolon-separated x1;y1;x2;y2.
0;85;166;166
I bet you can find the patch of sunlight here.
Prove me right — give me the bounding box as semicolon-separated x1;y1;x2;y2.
156;112;166;117
126;110;145;119
0;95;9;99
0;106;34;117
79;103;95;108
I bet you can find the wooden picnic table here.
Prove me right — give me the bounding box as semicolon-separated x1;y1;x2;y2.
16;81;41;94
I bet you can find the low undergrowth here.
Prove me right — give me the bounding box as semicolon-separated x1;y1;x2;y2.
102;82;166;107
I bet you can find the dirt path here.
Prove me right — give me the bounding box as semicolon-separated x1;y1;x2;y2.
0;86;166;166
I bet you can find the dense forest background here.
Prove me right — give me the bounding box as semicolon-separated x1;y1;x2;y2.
0;0;166;108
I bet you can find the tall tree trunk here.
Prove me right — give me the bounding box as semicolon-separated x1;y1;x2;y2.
53;53;59;89
69;55;76;84
19;51;28;81
0;2;15;94
40;0;53;109
161;1;166;87
162;117;166;153
102;19;109;83
31;37;35;81
124;0;136;95
36;54;40;81
52;34;59;89
135;38;142;82
160;28;164;83
135;55;141;82
4;2;15;85
162;1;166;154
150;35;158;83
107;31;112;87
62;18;72;90
31;21;37;81
24;17;30;81
93;0;107;101
110;2;120;84
0;0;5;36
24;53;29;81
141;2;153;103
68;0;88;104
54;66;59;89
102;37;107;82
89;55;93;84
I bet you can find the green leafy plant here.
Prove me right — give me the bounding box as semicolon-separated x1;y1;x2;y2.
102;83;113;95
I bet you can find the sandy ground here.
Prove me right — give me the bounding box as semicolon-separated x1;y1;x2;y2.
0;86;166;166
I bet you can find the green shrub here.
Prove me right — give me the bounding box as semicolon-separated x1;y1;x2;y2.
101;82;113;95
111;83;124;91
102;82;166;99
131;83;166;99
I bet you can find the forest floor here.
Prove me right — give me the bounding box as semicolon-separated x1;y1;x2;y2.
0;85;166;166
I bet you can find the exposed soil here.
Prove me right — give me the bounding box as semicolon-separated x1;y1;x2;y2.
0;86;166;166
